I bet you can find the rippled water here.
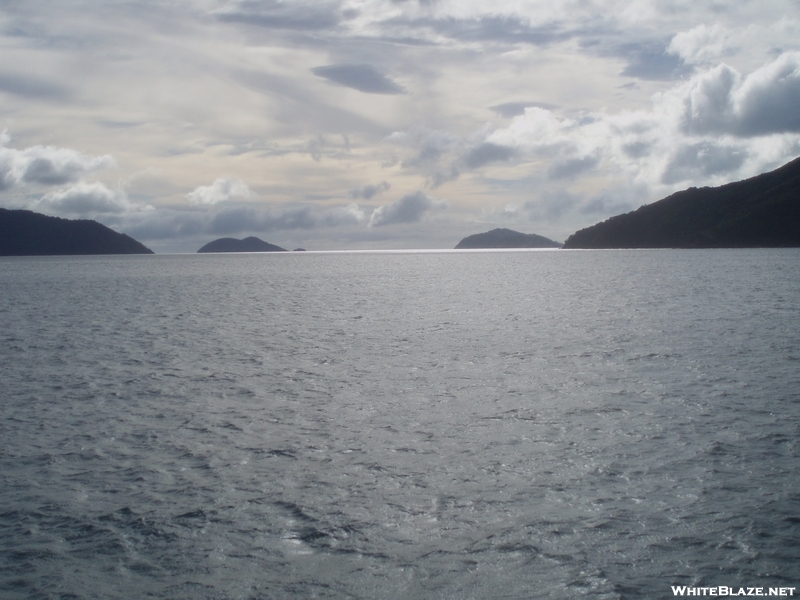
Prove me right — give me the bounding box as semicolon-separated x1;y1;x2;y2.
1;249;799;599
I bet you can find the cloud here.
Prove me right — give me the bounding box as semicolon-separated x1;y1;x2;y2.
306;135;325;161
678;53;800;136
399;15;570;47
119;202;368;242
0;72;70;101
490;101;556;118
388;128;517;186
668;24;732;65
186;178;252;205
460;142;516;169
547;154;600;180
617;42;693;81
212;0;341;31
732;52;800;136
579;189;639;217
311;64;405;94
390;128;461;168
667;21;800;67
661;143;746;185
350;181;391;200
318;203;368;226
0;133;116;190
33;181;145;216
369;191;447;227
487;52;800;189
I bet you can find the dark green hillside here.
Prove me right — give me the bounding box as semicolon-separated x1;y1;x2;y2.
563;156;800;248
0;209;153;255
455;228;562;249
197;236;286;253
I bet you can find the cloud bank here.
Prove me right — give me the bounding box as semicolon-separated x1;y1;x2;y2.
484;51;800;188
0;132;115;191
1;2;799;249
369;191;447;227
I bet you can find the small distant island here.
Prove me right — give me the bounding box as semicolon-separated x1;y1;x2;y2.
455;228;562;249
564;156;800;249
197;236;287;253
0;208;153;256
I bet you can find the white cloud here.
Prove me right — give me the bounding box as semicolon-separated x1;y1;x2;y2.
320;202;367;226
186;178;253;205
668;20;800;67
675;54;800;137
486;52;800;190
668;24;732;65
33;181;148;216
0;132;116;191
369;191;447;227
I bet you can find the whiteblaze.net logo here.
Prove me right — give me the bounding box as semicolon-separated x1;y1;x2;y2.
672;587;796;597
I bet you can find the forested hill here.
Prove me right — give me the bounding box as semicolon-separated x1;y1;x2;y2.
455;228;562;249
563;157;800;249
197;237;287;253
0;209;153;256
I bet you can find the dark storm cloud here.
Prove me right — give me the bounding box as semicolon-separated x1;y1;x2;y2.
311;64;405;94
213;0;341;31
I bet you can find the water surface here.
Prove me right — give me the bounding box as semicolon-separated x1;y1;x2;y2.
1;250;799;599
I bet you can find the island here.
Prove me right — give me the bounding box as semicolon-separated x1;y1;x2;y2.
197;236;287;253
563;156;800;249
0;208;153;256
455;228;562;249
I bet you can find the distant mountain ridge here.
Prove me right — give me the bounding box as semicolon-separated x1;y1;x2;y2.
563;157;800;249
455;228;562;249
197;237;287;253
0;209;153;256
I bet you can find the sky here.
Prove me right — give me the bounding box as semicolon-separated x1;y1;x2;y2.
1;0;799;252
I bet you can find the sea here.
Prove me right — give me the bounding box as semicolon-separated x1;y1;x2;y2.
1;249;799;600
